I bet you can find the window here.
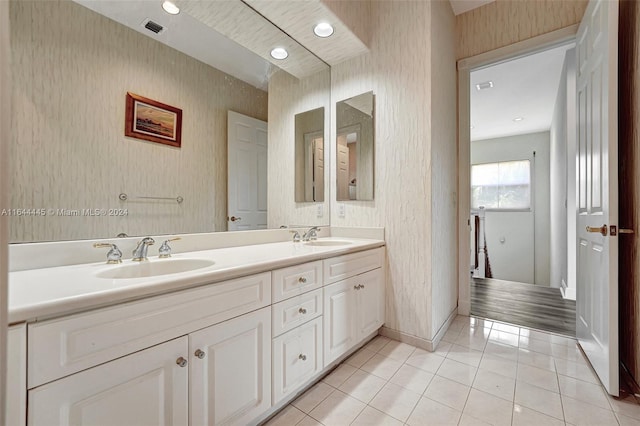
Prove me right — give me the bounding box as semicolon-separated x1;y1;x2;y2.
471;160;531;210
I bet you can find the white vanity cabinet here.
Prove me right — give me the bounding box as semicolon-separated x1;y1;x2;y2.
189;307;271;425
28;337;189;426
6;324;27;426
323;249;385;366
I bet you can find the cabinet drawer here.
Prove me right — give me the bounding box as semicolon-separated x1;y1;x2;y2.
272;261;322;303
272;317;323;405
28;272;271;388
323;247;384;285
272;288;322;337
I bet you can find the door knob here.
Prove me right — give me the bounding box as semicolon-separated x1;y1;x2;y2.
228;216;242;222
586;225;607;236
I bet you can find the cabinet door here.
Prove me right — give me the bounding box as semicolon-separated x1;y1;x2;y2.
323;279;356;366
272;317;323;404
6;324;26;426
28;337;189;426
355;268;385;340
189;307;271;426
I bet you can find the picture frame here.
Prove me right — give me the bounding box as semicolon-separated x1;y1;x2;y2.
125;92;182;147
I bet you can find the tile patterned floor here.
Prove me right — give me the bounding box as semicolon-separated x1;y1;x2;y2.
265;316;640;426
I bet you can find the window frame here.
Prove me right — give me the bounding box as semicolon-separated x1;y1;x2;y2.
470;158;534;212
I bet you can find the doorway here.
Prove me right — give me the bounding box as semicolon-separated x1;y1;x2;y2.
467;43;577;336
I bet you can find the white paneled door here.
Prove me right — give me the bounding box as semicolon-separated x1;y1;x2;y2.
575;0;619;396
227;111;268;231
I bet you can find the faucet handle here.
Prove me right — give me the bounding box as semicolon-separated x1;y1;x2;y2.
289;230;301;243
159;237;181;258
94;243;123;264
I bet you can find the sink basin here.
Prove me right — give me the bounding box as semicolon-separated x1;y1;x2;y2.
97;258;215;279
304;240;352;247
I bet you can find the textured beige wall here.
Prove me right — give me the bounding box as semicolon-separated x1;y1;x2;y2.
456;0;588;59
10;0;267;242
268;69;331;228
430;0;458;337
331;1;456;342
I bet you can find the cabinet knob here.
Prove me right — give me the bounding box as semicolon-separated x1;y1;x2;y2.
298;277;307;284
360;284;365;289
194;349;206;359
299;354;307;361
176;357;188;367
299;307;307;314
354;285;359;290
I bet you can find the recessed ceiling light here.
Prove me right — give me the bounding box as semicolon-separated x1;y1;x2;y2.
476;81;494;91
162;0;180;15
314;22;334;38
513;117;524;122
270;47;288;60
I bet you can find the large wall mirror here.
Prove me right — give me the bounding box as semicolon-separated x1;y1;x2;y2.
8;0;330;243
336;91;375;201
295;107;325;203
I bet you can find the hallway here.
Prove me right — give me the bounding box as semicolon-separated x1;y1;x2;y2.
471;277;576;336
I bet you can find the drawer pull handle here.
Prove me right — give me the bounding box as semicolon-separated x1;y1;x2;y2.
194;349;206;359
298;277;307;284
299;307;307;314
176;357;188;367
299;354;307;361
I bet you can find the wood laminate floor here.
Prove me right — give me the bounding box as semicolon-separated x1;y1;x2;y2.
471;277;576;336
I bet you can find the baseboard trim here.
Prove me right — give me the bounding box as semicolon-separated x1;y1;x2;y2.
380;308;458;352
458;299;471;316
561;284;576;301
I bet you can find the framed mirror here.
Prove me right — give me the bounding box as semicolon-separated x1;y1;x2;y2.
295;107;325;203
336;91;375;201
8;0;330;243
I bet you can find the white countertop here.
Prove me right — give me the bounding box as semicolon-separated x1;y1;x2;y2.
9;238;384;324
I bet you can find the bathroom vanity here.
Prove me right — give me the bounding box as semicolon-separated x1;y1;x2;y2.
6;236;385;425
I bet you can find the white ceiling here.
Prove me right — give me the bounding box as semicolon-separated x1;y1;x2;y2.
470;43;574;142
449;0;495;15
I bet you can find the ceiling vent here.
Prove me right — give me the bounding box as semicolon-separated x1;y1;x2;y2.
476;81;494;91
142;19;165;35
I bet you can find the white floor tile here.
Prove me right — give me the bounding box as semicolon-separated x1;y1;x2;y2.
322;363;357;388
519;336;554;356
361;353;403;380
264;405;306;426
433;340;453;357
462;388;513;426
405;348;445;373
454;328;490;351
554;357;600;384
558;374;610;409
608;393;640;421
617;412;640;426
338;369;387;403
437;358;478;386
562;394;619;425
478;353;518;378
514;381;564;420
458;412;493;426
292;382;334;413
472;368;516;401
551;342;584;363
424;375;471;411
512;403;565;426
441;327;462;343
297;415;323;426
446;344;483;367
517;348;556;372
345;347;377;368
308;389;366;426
516;363;560;392
489;329;520;347
491;322;521;335
377;340;416;362
365;336;392;352
369;382;422;423
484;341;519;361
469;317;494;329
406;397;462;426
351;406;404;426
389;363;433;394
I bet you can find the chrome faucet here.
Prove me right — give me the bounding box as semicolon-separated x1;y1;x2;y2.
94;242;123;264
132;237;155;261
289;230;301;243
302;226;320;242
158;237;181;258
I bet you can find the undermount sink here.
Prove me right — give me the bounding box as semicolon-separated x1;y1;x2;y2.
97;258;215;279
304;240;352;247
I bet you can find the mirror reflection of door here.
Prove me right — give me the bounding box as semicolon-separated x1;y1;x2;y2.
303;131;324;202
337;128;360;201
